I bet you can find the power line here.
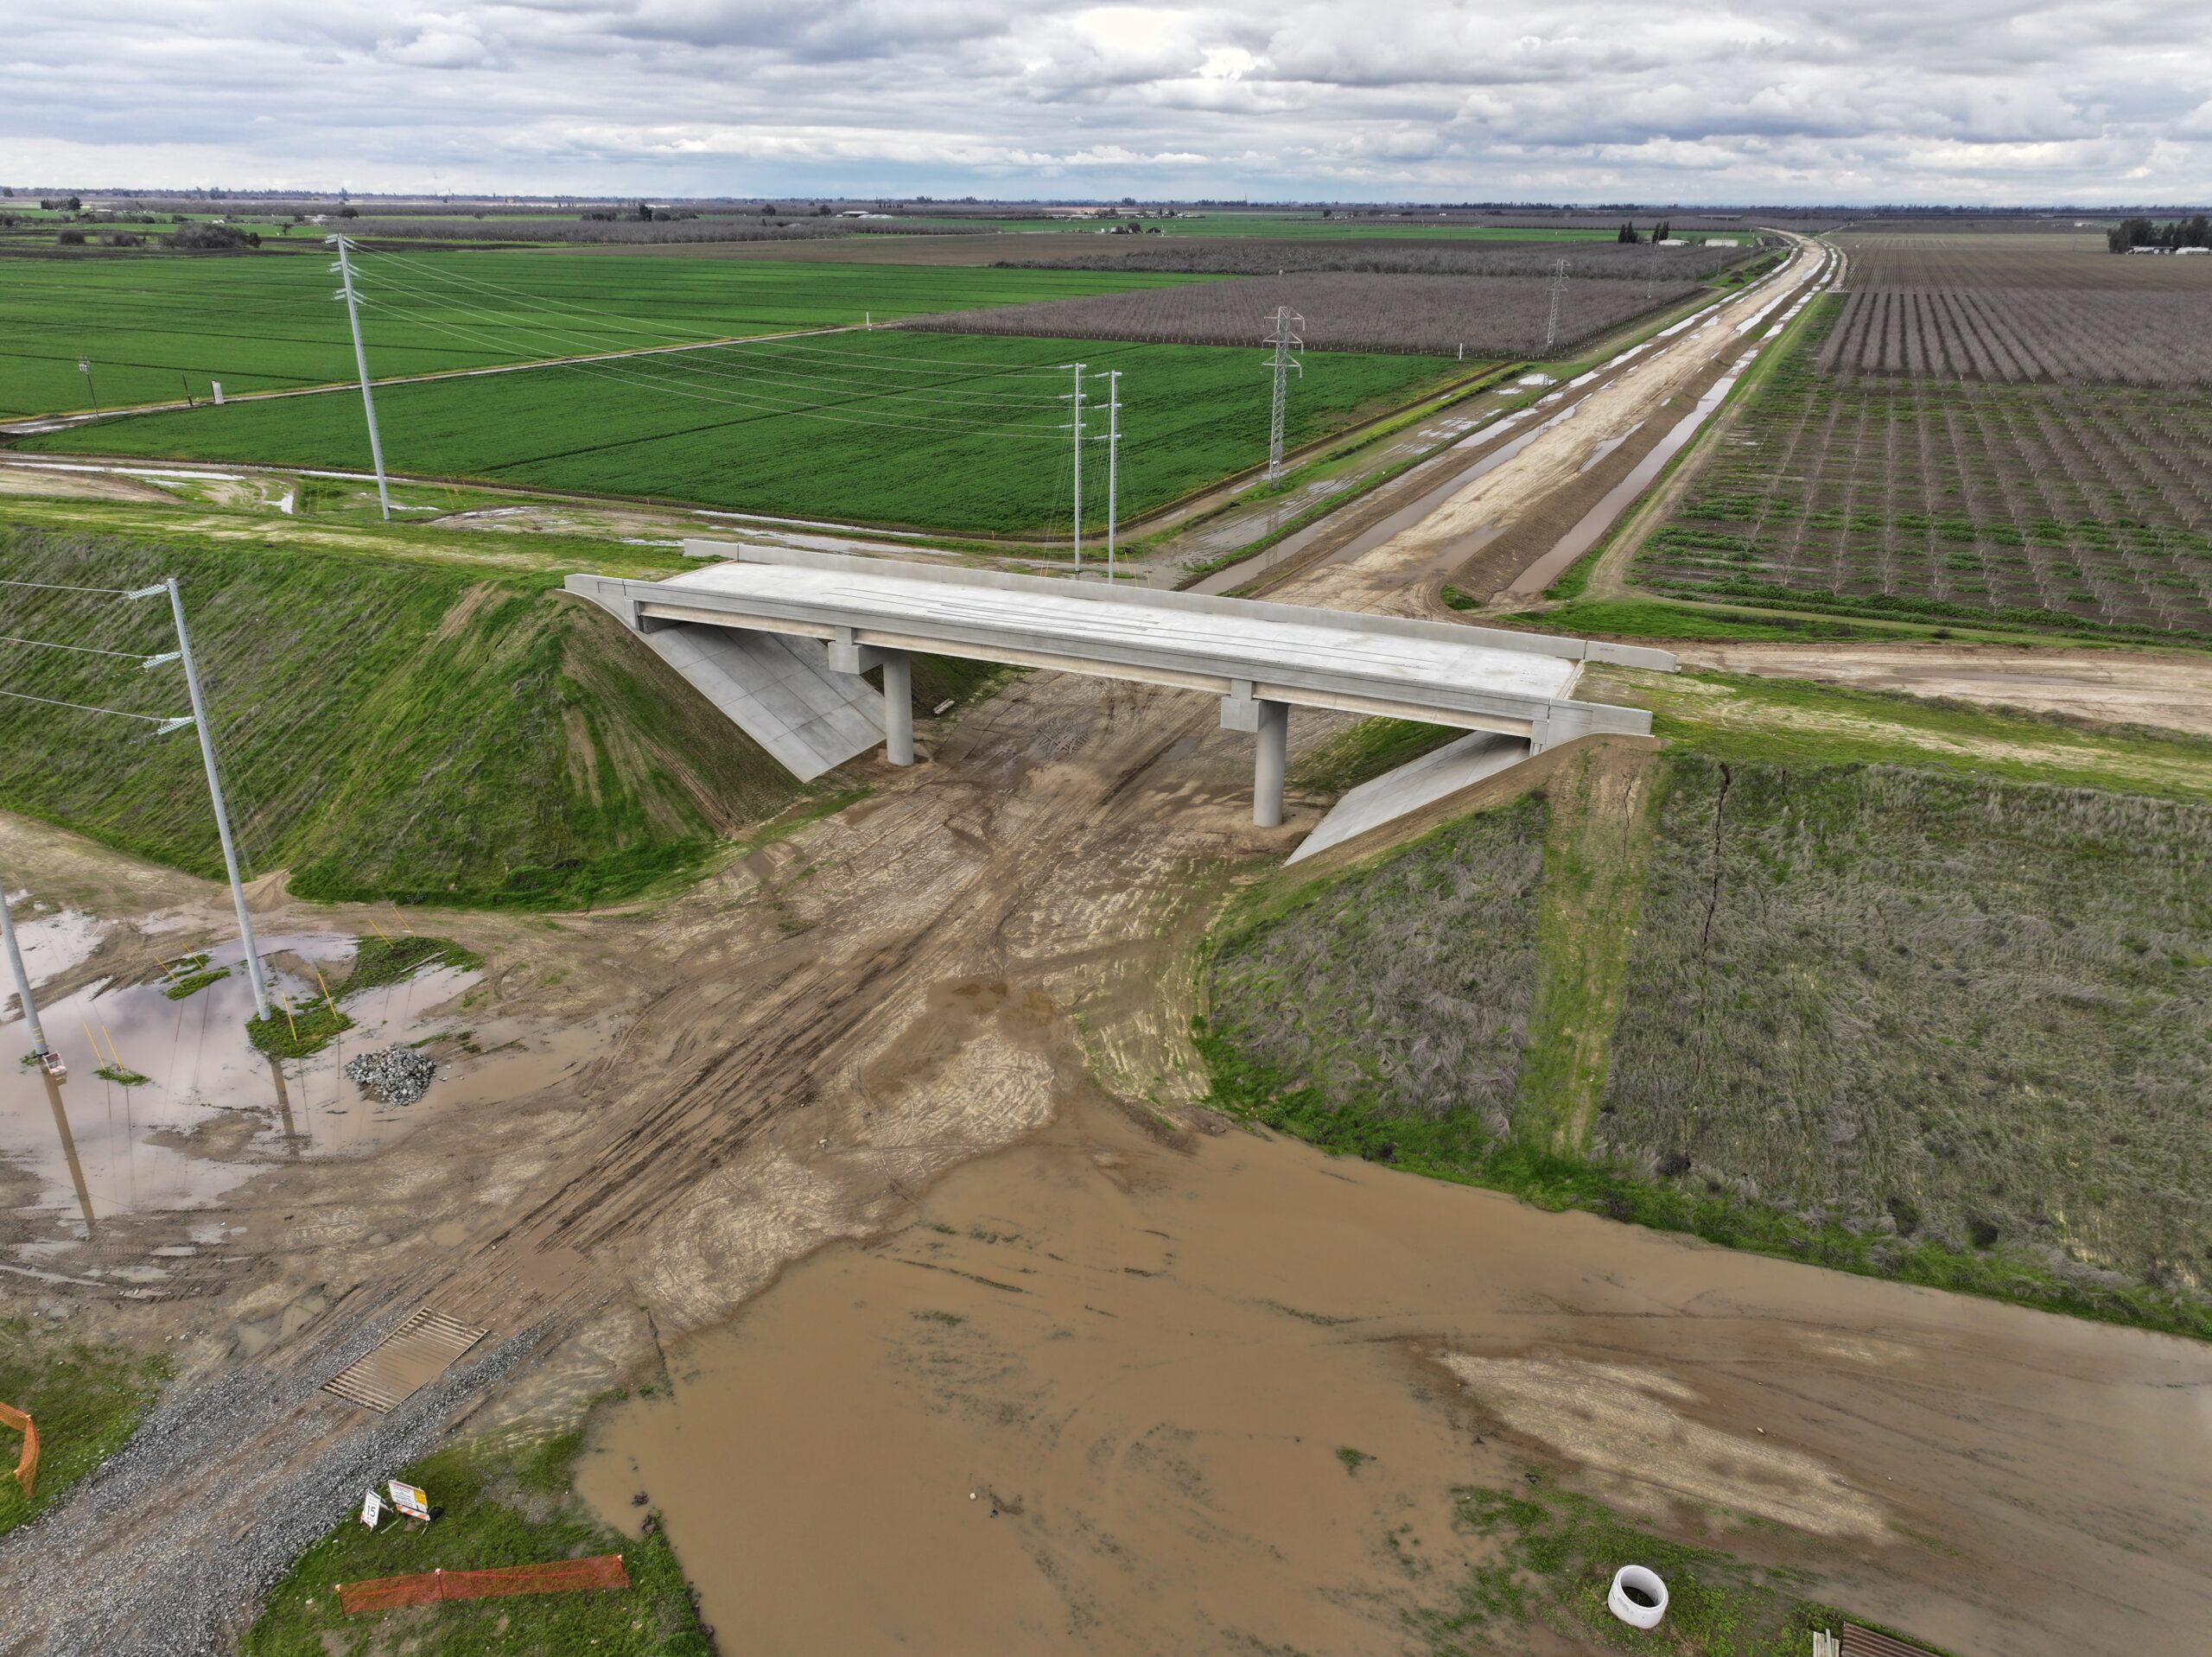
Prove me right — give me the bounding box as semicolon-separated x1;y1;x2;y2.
0;576;137;597
0;632;168;663
353;266;1068;411
345;290;1074;440
0;686;184;725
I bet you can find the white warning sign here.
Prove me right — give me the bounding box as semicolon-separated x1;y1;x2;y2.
387;1480;430;1521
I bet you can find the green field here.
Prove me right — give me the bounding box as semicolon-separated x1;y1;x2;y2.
27;331;1461;534
0;251;1210;418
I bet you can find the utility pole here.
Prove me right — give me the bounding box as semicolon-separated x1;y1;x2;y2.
135;577;272;1021
1263;307;1303;481
1101;369;1122;579
2;886;52;1061
1059;362;1086;570
327;234;391;521
1544;258;1567;357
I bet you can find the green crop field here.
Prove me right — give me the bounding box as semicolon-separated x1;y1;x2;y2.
0;250;1211;418
25;331;1463;534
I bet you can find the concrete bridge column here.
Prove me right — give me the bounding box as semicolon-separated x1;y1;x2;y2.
1221;682;1289;828
880;651;914;767
829;634;915;767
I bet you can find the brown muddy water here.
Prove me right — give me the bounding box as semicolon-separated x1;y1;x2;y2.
580;1097;2212;1657
0;929;516;1225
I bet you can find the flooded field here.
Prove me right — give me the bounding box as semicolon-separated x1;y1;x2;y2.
579;1096;2212;1657
0;920;538;1227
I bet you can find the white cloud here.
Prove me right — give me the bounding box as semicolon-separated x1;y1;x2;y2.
1;0;2208;201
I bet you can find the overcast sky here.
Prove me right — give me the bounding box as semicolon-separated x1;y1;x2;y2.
7;1;2210;203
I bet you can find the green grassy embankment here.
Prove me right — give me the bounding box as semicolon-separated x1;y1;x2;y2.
0;1320;168;1537
1200;685;2212;1339
0;521;915;909
242;1427;709;1657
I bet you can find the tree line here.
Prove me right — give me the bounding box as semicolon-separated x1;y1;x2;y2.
2107;215;2212;252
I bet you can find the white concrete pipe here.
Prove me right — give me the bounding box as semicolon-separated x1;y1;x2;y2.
1607;1565;1668;1629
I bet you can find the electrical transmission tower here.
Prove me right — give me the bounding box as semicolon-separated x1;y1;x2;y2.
327;234;392;521
1262;306;1303;480
1544;258;1567;357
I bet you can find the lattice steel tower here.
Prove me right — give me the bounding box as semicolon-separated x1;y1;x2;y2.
1263;305;1304;480
1544;258;1567;356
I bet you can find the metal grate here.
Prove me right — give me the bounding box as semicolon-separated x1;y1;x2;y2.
321;1307;487;1413
1844;1625;1943;1657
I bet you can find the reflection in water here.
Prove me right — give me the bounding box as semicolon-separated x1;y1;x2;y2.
41;1070;93;1231
1;930;484;1216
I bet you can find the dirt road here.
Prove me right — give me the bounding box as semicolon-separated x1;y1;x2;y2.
6;226;2208;1656
1675;639;2212;738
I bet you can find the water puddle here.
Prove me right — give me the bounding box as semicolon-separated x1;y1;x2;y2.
1;931;489;1223
2;896;111;990
579;1096;2212;1657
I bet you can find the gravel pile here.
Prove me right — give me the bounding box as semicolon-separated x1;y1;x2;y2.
342;1046;436;1105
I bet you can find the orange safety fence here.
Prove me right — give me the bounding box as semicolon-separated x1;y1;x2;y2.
0;1402;35;1500
338;1553;629;1616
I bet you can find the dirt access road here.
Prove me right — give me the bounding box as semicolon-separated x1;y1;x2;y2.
5;232;2209;1655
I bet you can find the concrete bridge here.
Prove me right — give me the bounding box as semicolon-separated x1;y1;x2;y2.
565;543;1674;832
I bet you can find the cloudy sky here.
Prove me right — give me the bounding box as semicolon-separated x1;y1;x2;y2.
7;1;2210;203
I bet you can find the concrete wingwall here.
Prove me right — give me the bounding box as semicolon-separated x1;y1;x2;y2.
1267;733;1667;891
565;573;883;783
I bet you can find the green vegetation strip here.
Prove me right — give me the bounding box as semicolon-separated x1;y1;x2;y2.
243;1429;709;1657
0;1320;168;1537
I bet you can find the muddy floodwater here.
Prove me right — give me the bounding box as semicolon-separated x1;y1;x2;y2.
580;1098;2212;1657
0;928;512;1224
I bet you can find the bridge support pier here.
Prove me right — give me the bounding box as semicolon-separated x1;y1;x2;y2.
829;635;914;767
1221;683;1289;828
880;651;914;767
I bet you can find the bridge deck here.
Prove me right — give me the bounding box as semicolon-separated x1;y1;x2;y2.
571;543;1671;743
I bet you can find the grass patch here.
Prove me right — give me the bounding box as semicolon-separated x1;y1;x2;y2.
161;966;230;1000
1290;716;1463;795
342;935;483;996
1508;599;1906;643
1592;666;2212;803
0;1319;168;1538
240;1428;710;1657
1433;1482;1946;1655
1206;798;1546;1137
1605;754;2212;1295
246;1000;356;1059
93;1063;153;1085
